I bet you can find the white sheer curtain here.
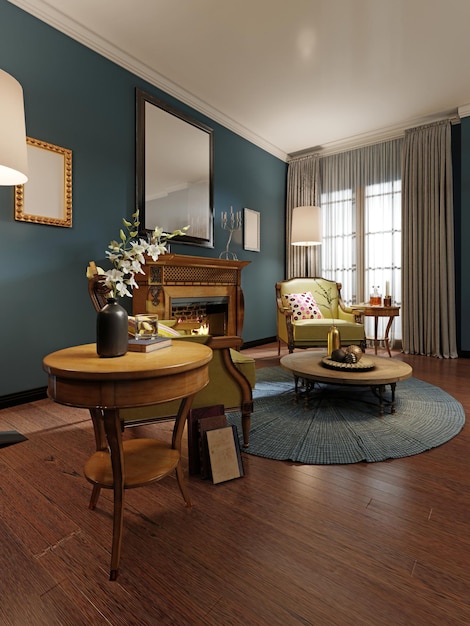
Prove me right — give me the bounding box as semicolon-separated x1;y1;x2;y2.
286;129;457;355
319;139;403;343
286;155;320;278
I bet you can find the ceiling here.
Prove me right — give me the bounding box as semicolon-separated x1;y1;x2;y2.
9;0;470;161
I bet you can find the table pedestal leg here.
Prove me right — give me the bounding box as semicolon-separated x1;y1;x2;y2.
88;408;107;510
370;383;398;416
378;385;384;416
390;382;397;413
384;316;394;357
172;395;194;507
102;408;124;582
369;315;396;357
293;375;300;403
374;317;379;354
293;375;312;407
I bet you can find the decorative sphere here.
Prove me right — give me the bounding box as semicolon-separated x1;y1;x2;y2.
345;345;363;361
344;352;358;364
331;348;347;362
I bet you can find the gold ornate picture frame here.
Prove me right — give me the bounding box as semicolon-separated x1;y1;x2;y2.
15;137;72;227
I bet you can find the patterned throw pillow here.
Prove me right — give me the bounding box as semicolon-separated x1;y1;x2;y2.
157;322;182;337
282;292;323;321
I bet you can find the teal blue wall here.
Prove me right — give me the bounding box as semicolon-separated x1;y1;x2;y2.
0;1;286;397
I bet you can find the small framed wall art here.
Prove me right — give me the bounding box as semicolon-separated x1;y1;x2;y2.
243;208;260;252
15;137;72;227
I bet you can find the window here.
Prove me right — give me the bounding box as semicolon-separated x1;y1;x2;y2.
319;139;403;343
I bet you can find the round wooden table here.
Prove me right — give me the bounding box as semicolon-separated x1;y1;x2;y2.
43;342;212;580
281;352;412;416
351;304;400;356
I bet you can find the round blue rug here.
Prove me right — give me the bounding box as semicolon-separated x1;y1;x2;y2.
227;366;465;464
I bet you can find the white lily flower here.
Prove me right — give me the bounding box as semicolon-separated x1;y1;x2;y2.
93;210;187;299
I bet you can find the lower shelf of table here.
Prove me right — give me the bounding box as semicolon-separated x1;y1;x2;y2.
84;438;180;489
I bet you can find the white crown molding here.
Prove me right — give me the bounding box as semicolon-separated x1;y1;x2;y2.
289;109;461;160
458;104;470;118
7;0;289;162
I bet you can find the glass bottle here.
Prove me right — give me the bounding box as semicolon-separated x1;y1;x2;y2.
370;285;382;306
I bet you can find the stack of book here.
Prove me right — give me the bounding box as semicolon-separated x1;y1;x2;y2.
127;337;172;353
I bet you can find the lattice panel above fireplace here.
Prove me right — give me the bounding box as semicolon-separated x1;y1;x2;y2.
149;265;239;285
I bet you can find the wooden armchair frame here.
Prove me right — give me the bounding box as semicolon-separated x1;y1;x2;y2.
276;277;365;354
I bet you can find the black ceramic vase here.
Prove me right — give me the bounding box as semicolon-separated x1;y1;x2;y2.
96;297;128;357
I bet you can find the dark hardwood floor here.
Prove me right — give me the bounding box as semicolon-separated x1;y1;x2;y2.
1;343;470;625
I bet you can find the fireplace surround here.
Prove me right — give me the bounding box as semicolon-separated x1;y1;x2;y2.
133;254;250;336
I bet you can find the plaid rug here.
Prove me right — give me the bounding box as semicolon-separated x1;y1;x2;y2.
227;366;465;464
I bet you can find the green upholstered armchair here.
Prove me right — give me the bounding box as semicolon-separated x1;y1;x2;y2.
88;272;255;446
119;334;255;446
276;277;365;354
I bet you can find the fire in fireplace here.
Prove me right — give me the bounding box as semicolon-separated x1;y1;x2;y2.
171;296;229;336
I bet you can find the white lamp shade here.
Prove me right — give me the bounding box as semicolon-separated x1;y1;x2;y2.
291;205;322;246
0;69;28;185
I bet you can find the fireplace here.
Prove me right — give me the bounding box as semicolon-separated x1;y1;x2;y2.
133;254;250;336
171;296;229;336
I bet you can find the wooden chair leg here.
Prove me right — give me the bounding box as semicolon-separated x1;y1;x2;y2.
241;406;252;448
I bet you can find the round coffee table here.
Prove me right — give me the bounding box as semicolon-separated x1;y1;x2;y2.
280;352;412;416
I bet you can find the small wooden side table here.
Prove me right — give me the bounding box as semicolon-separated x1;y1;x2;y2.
43;342;212;580
352;304;400;357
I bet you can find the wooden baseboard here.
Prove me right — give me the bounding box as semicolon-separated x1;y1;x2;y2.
0;387;47;409
241;336;276;350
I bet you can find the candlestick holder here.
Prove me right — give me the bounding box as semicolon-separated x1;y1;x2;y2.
219;206;242;260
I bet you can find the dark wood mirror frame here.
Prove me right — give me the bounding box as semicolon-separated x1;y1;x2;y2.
136;88;214;248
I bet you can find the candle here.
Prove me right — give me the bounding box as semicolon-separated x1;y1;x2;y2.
385;281;390;296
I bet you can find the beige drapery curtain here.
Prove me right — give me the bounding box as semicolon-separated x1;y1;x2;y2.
402;120;458;358
286;154;320;278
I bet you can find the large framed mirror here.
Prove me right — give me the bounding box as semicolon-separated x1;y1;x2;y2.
136;89;214;247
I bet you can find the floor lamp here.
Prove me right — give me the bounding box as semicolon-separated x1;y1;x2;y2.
0;69;29;446
291;205;322;275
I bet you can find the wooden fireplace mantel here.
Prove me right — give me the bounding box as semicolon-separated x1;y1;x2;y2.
133;254;250;336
